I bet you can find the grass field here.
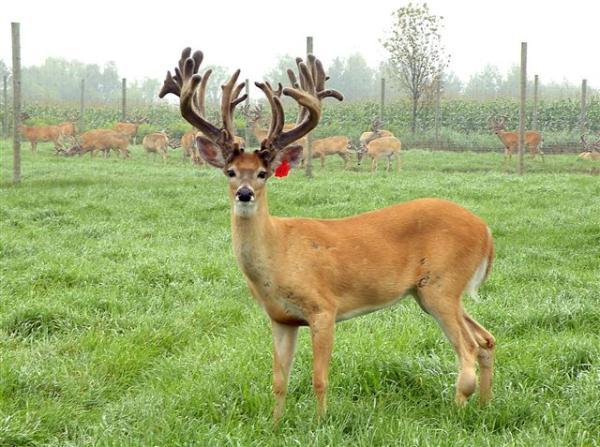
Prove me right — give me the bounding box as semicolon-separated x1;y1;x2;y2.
1;142;599;446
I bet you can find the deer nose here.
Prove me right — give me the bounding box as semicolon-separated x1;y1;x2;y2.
236;186;255;202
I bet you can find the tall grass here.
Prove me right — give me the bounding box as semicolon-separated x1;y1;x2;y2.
1;142;599;446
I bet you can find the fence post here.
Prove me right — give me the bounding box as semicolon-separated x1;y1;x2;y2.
2;74;8;139
79;79;85;131
379;77;385;124
434;77;441;149
122;78;127;121
12;22;22;184
580;79;587;136
532;74;539;131
244;79;250;147
518;42;527;176
305;36;314;178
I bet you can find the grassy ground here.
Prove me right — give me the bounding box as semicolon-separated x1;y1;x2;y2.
1;142;599;446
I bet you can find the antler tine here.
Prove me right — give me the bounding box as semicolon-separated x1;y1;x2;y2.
230;82;248;114
255;81;284;149
160;48;244;153
221;69;243;142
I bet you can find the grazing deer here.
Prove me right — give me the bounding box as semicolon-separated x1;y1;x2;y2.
181;130;202;164
70;129;129;158
357;136;402;172
359;118;394;150
489;117;544;161
245;103;306;152
19;124;63;152
160;48;496;421
312;136;352;168
143;132;169;162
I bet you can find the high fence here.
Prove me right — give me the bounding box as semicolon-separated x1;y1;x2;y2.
3;95;597;153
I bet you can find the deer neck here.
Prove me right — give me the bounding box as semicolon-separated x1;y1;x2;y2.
230;190;277;282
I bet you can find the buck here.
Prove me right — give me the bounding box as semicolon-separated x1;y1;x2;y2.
114;118;147;144
19;124;62;152
359;118;394;150
490;117;544;160
160;48;496;421
312;136;352;168
357;135;402;172
579;134;600;161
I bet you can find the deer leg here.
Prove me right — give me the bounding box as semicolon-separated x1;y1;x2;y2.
463;312;495;404
371;157;377;172
309;312;335;418
340;152;348;169
31;141;37;153
397;153;402;172
271;320;299;423
416;290;479;406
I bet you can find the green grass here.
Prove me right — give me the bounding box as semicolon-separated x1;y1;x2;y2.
1;142;599;446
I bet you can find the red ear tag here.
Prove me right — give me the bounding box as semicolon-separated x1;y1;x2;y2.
274;160;290;177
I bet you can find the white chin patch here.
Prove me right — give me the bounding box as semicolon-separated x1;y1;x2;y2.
233;201;257;217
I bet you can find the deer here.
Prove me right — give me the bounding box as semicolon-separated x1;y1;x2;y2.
160;48;496;422
312;136;352;169
489;117;544;161
245;103;306;155
579;134;600;161
19;124;63;152
181;130;202;164
69;129;129;158
359;117;394;150
113;118;147;144
357;135;402;172
142;132;170;162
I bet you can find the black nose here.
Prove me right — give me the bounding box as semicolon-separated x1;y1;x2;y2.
236;187;254;202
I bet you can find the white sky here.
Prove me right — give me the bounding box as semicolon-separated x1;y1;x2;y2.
2;0;599;91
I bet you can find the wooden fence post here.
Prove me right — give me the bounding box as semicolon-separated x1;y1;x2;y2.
305;36;314;178
380;77;385;124
122;78;127;121
80;79;85;131
435;77;441;149
2;74;8;139
580;79;587;136
518;42;527;176
12;22;22;184
532;74;539;131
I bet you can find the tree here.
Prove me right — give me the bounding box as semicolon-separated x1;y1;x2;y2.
463;65;503;99
382;2;449;133
326;53;376;101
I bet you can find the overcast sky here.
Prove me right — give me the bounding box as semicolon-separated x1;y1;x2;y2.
2;0;599;91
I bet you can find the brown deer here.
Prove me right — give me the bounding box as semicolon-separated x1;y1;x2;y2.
246;103;306;152
490;117;544;160
181;130;202;164
142;132;169;162
113;118;147;144
357;136;402;172
579;134;600;160
19;124;63;152
312;136;352;168
359;118;394;150
70;129;129;158
160;48;495;421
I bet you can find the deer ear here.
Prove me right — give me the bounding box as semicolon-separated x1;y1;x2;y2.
196;135;227;168
272;145;303;169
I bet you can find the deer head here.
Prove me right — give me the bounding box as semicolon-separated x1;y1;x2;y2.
159;48;342;217
489;116;507;135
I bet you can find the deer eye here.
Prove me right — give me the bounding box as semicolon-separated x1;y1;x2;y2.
257;171;267;179
226;169;236;178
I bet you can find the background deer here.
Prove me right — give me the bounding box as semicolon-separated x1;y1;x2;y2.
19;124;63;152
160;47;495;422
113;118;147;144
359;117;394;150
312;136;352;168
70;129;129;158
181;130;202;164
579;134;600;160
490;116;544;160
357;135;402;172
142;131;169;162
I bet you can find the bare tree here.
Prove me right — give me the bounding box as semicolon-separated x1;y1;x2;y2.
382;2;449;133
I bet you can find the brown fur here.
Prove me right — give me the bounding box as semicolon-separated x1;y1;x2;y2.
204;148;495;420
312;136;351;168
493;129;544;160
19;124;62;152
358;136;402;172
181;130;201;164
359;129;394;147
75;129;130;158
58;121;76;137
113;122;140;143
142;132;169;161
